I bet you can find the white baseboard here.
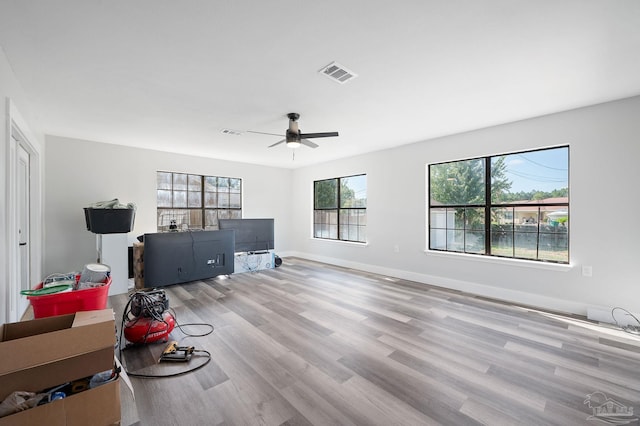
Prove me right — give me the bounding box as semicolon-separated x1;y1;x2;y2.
286;251;588;317
588;306;640;326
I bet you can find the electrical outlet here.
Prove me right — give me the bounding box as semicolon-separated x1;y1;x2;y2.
582;265;593;277
393;245;400;253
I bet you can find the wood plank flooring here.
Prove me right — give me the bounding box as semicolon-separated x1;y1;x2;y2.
109;257;640;426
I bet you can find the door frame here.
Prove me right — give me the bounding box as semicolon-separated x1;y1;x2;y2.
5;98;42;323
17;143;31;316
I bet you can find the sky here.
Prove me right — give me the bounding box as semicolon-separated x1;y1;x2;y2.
344;174;367;201
499;147;568;194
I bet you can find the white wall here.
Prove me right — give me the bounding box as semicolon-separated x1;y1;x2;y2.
32;94;640;318
290;96;640;316
44;136;293;278
0;46;45;322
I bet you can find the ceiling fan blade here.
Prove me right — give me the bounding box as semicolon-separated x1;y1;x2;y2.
268;139;286;148
299;132;339;139
247;130;283;137
301;139;319;148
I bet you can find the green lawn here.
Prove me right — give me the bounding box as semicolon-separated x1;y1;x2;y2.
491;246;568;263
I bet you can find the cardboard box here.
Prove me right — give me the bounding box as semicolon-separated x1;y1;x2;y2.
0;380;120;426
0;309;120;425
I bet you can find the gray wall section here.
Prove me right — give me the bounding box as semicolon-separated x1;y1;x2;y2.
4;39;637;318
44;136;293;280
290;96;640;316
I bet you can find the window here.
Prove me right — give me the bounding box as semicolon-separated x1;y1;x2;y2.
428;146;569;263
314;174;367;243
157;171;241;232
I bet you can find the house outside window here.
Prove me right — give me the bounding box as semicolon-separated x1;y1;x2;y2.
156;171;241;232
314;174;367;243
428;146;569;263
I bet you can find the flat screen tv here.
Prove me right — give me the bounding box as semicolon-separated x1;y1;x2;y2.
218;218;274;253
143;229;235;287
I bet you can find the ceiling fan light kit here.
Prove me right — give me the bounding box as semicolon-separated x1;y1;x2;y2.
285;113;301;148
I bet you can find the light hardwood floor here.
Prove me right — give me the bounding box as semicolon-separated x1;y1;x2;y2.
110;257;640;426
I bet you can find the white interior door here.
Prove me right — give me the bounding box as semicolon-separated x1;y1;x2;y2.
17;143;31;315
5;99;41;324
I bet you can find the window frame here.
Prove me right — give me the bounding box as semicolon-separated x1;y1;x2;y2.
428;146;569;264
156;171;242;232
313;174;367;243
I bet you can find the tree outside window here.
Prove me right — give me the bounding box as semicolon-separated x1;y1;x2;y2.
314;174;367;243
429;146;569;263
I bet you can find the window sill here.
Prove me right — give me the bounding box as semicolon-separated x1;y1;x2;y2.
424;249;573;271
311;237;369;247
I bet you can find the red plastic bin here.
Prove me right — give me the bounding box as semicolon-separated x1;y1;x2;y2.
27;277;112;319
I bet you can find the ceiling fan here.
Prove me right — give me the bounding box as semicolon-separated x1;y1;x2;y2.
248;113;339;149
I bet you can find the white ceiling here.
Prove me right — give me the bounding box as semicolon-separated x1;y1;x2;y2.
1;1;639;168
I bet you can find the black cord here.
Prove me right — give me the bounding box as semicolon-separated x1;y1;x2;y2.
117;289;215;379
169;307;214;337
117;290;172;354
611;307;640;335
123;349;212;379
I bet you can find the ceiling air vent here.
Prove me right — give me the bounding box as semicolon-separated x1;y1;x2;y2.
319;61;358;84
220;128;243;136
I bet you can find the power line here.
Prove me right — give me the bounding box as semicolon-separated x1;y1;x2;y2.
515;154;567;171
506;169;567;184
